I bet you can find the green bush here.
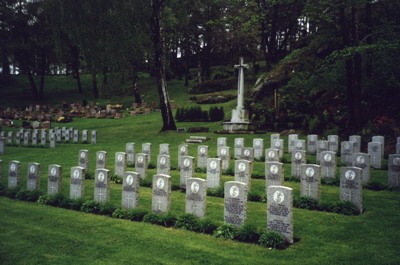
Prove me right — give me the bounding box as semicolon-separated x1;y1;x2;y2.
294;196;319;210
198;218;218;235
365;180;387;191
143;213;164;225
3;187;20;199
81;200;100;214
208;106;225;121
67;198;85;211
330;201;359;215
111;175;123;184
42;193;69;208
161;213;177;227
99;201;116;216
112;208;131;219
195;167;207;173
223;167;234;176
214;224;238;240
139;178;152;188
189;78;236;94
175;214;200;231
129;208;149;222
258;230;286;249
16;189;42;202
248;191;263;202
207;186;224;198
235;223;261;244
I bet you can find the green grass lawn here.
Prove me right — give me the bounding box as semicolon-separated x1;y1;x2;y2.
0;75;400;264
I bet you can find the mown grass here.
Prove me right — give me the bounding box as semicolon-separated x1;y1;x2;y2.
0;75;399;264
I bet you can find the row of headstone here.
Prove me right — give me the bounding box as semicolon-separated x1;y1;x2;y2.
2;128;97;146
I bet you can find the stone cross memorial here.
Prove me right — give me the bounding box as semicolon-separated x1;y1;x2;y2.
27;162;40;191
307;134;318;155
340;167;363;213
388;154;400;188
207;158;222;188
224;181;248;227
197;145;208;168
218;146;230;171
96;151;107;169
152;174;171;214
48;164;62;195
265;162;284;191
368;141;382;169
126;142;135;165
291;150;306;179
267;186;294;244
234;138;244;159
265;148;280;163
320;151;336;180
253;138;264;160
234;160;252;189
300;164;321;201
341;141;354;166
180;156;194;190
122;171;140;209
142;143;152;163
94;168;110;204
178;144;188;169
157;154;170;175
70;166;85;199
8;160;21;188
186;178;207;218
135;153;148;179
352;153;370;184
115;152;127;177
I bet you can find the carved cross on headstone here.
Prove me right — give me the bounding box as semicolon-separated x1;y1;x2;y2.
305;184;315;197
125;193;134;208
97;189;105;201
157;198;163;211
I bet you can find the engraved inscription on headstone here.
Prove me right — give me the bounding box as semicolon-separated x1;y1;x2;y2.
218;146;230;171
341;141;354;166
91;130;97;144
186;178;207;218
70;166;85;199
135;153;148;179
265;148;279;162
207;158;221;189
126;142;135;165
159;143;169;155
352;153;370;184
388;154;400;188
234;160;252;189
291;150;306;179
48;164;62;195
272;139;284;158
152;174;171;214
96;151;107;169
288;134;298;154
94;169;110;204
253;138;264;160
368;141;382;169
320;151;336;179
180;156;194;190
300;164;321;201
8;160;21;188
122;171;140;209
328;135;339;153
265;162;284;192
115;152;127;177
316;140;329;164
234;138;244;159
372;135;384;160
27;162;40;191
349;135;361;153
197;145;208;168
224;181;248;227
178;144;188;169
78;149;89;171
340;167;362;213
157;154;170;175
142;143;152;163
267;186;294;244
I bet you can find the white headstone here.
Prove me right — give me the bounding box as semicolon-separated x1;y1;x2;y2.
300;164;321;201
388;154;400;188
135;153;148;179
288;134;298;154
126;142;135;165
234;138;244;159
349;135;361;153
159;143;169;155
265;148;280;163
207;158;221;189
265;162;284;191
316;140;329;164
341;141;354;166
27;162;40;191
142;143;152;163
122;171;140;209
234;160;252;189
115;152;127;177
224;181;248;227
340;167;363;213
70;166;85;199
352;153;370;184
186;178;207;218
157;154;170;176
218;146;230;171
320;151;337;179
152;174;171;214
253;138;264;160
180;156;194;190
197;145;208;169
96;151;107;169
48;164;62;195
271;139;284;158
368;141;382;169
78;149;89;171
8;160;21;188
328;135;339;153
291;150;306;179
94;168;110;204
178;144;188;169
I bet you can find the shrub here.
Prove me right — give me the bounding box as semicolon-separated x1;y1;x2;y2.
81;200;100;214
175;214;200;231
248;191;263;202
321;177;340;186
161;213;177;227
148;163;156;169
195;167;206;173
4;187;19;199
330;201;359;215
16;189;42;202
139;178;152;188
99;202;116;216
112;208;130;219
251;173;264;179
207;186;224;198
365;180;387;191
294;196;319;210
236;223;261;244
43;193;69;207
143;213;164;225
85;172;94;180
129;208;149;222
198;218;218;235
111;175;123;184
209;106;225;121
258;230;286;249
223;167;235;176
214;224;238;240
189;78;236;94
67;198;85;211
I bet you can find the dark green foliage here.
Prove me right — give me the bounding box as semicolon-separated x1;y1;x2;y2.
208;106;224;121
143;213;164;225
81;200;100;214
111;175;123;184
248;191;263;202
195;167;207;173
15;189;42;202
365;180;387;191
129;208;149;222
207;186;224;198
189;78;236;94
175;106;209;122
258;230;286;249
175;214;200;231
112;208;130;219
2;187;20;199
251;173;264;179
321;177;340;186
214;224;238;240
139;178;152;188
235;223;261;244
330;201;359;215
85;172;94;180
42;193;69;208
294;196;319;210
148;163;156;169
198;218;218;235
285;176;301;183
161;213;177;227
99;202;116;216
223;167;234;176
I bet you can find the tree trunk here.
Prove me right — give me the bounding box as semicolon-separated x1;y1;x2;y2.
92;72;99;99
39;51;46;100
151;0;177;131
71;46;83;94
1;48;10;75
131;65;142;103
27;71;39;100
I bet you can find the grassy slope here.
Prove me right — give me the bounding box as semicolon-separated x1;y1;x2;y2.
0;75;399;264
